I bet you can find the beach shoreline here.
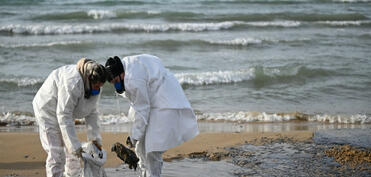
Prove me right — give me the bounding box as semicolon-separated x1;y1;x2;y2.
0;131;313;177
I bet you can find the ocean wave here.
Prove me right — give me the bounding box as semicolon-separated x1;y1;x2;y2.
0;66;331;88
195;12;367;23
332;0;371;2
201;0;371;3
29;10;367;23
315;20;371;26
1;111;369;127
0;41;87;48
200;0;307;4
59;0;156;6
4;19;368;35
174;66;334;86
0;0;42;6
31;10;115;21
113;21;241;32
0;112;35;126
208;37;310;46
32;10;200;21
208;38;263;46
141;37;310;48
161;11;367;23
252;66;336;86
0;22;242;35
246;21;301;27
198;112;371;124
87;10;116;19
0;24;110;35
278;13;367;22
141;38;263;48
175;69;255;86
0;77;44;87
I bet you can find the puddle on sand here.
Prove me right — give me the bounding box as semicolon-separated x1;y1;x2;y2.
105;158;241;177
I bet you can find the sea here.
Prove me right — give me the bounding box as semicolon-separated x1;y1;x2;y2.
1;0;371;127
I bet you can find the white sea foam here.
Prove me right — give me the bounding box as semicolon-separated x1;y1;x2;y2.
198;112;371;124
246;21;301;27
0;41;86;48
198;112;297;122
0;112;35;126
124;10;161;15
0;77;44;87
316;20;371;26
87;10;116;19
115;21;241;32
175;69;255;86
208;38;263;46
0;24;110;35
1;112;369;127
0;21;308;35
205;37;311;46
99;113;132;125
0;21;242;35
309;114;371;124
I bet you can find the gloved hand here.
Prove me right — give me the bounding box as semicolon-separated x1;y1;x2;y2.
92;140;102;151
126;136;138;148
131;138;138;148
126;136;134;148
74;147;84;158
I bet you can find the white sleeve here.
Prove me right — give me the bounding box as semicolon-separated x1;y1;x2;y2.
56;82;82;153
126;79;150;141
85;108;102;144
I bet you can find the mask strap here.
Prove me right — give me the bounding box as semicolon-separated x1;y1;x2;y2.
85;82;92;99
119;74;125;92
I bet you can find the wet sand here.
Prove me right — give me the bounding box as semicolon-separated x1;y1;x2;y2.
0;131;313;177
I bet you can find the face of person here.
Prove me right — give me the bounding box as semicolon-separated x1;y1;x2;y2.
91;82;104;90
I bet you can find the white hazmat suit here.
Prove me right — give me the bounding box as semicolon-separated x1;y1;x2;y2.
33;65;102;177
119;54;199;177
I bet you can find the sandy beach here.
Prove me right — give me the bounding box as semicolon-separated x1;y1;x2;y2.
0;130;314;177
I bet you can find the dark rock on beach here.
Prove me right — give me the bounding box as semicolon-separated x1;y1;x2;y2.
225;128;371;177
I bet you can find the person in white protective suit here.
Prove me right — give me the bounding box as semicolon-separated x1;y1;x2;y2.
32;58;107;177
105;54;199;177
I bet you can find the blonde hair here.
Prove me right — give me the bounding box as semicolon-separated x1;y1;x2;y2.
77;58;106;98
